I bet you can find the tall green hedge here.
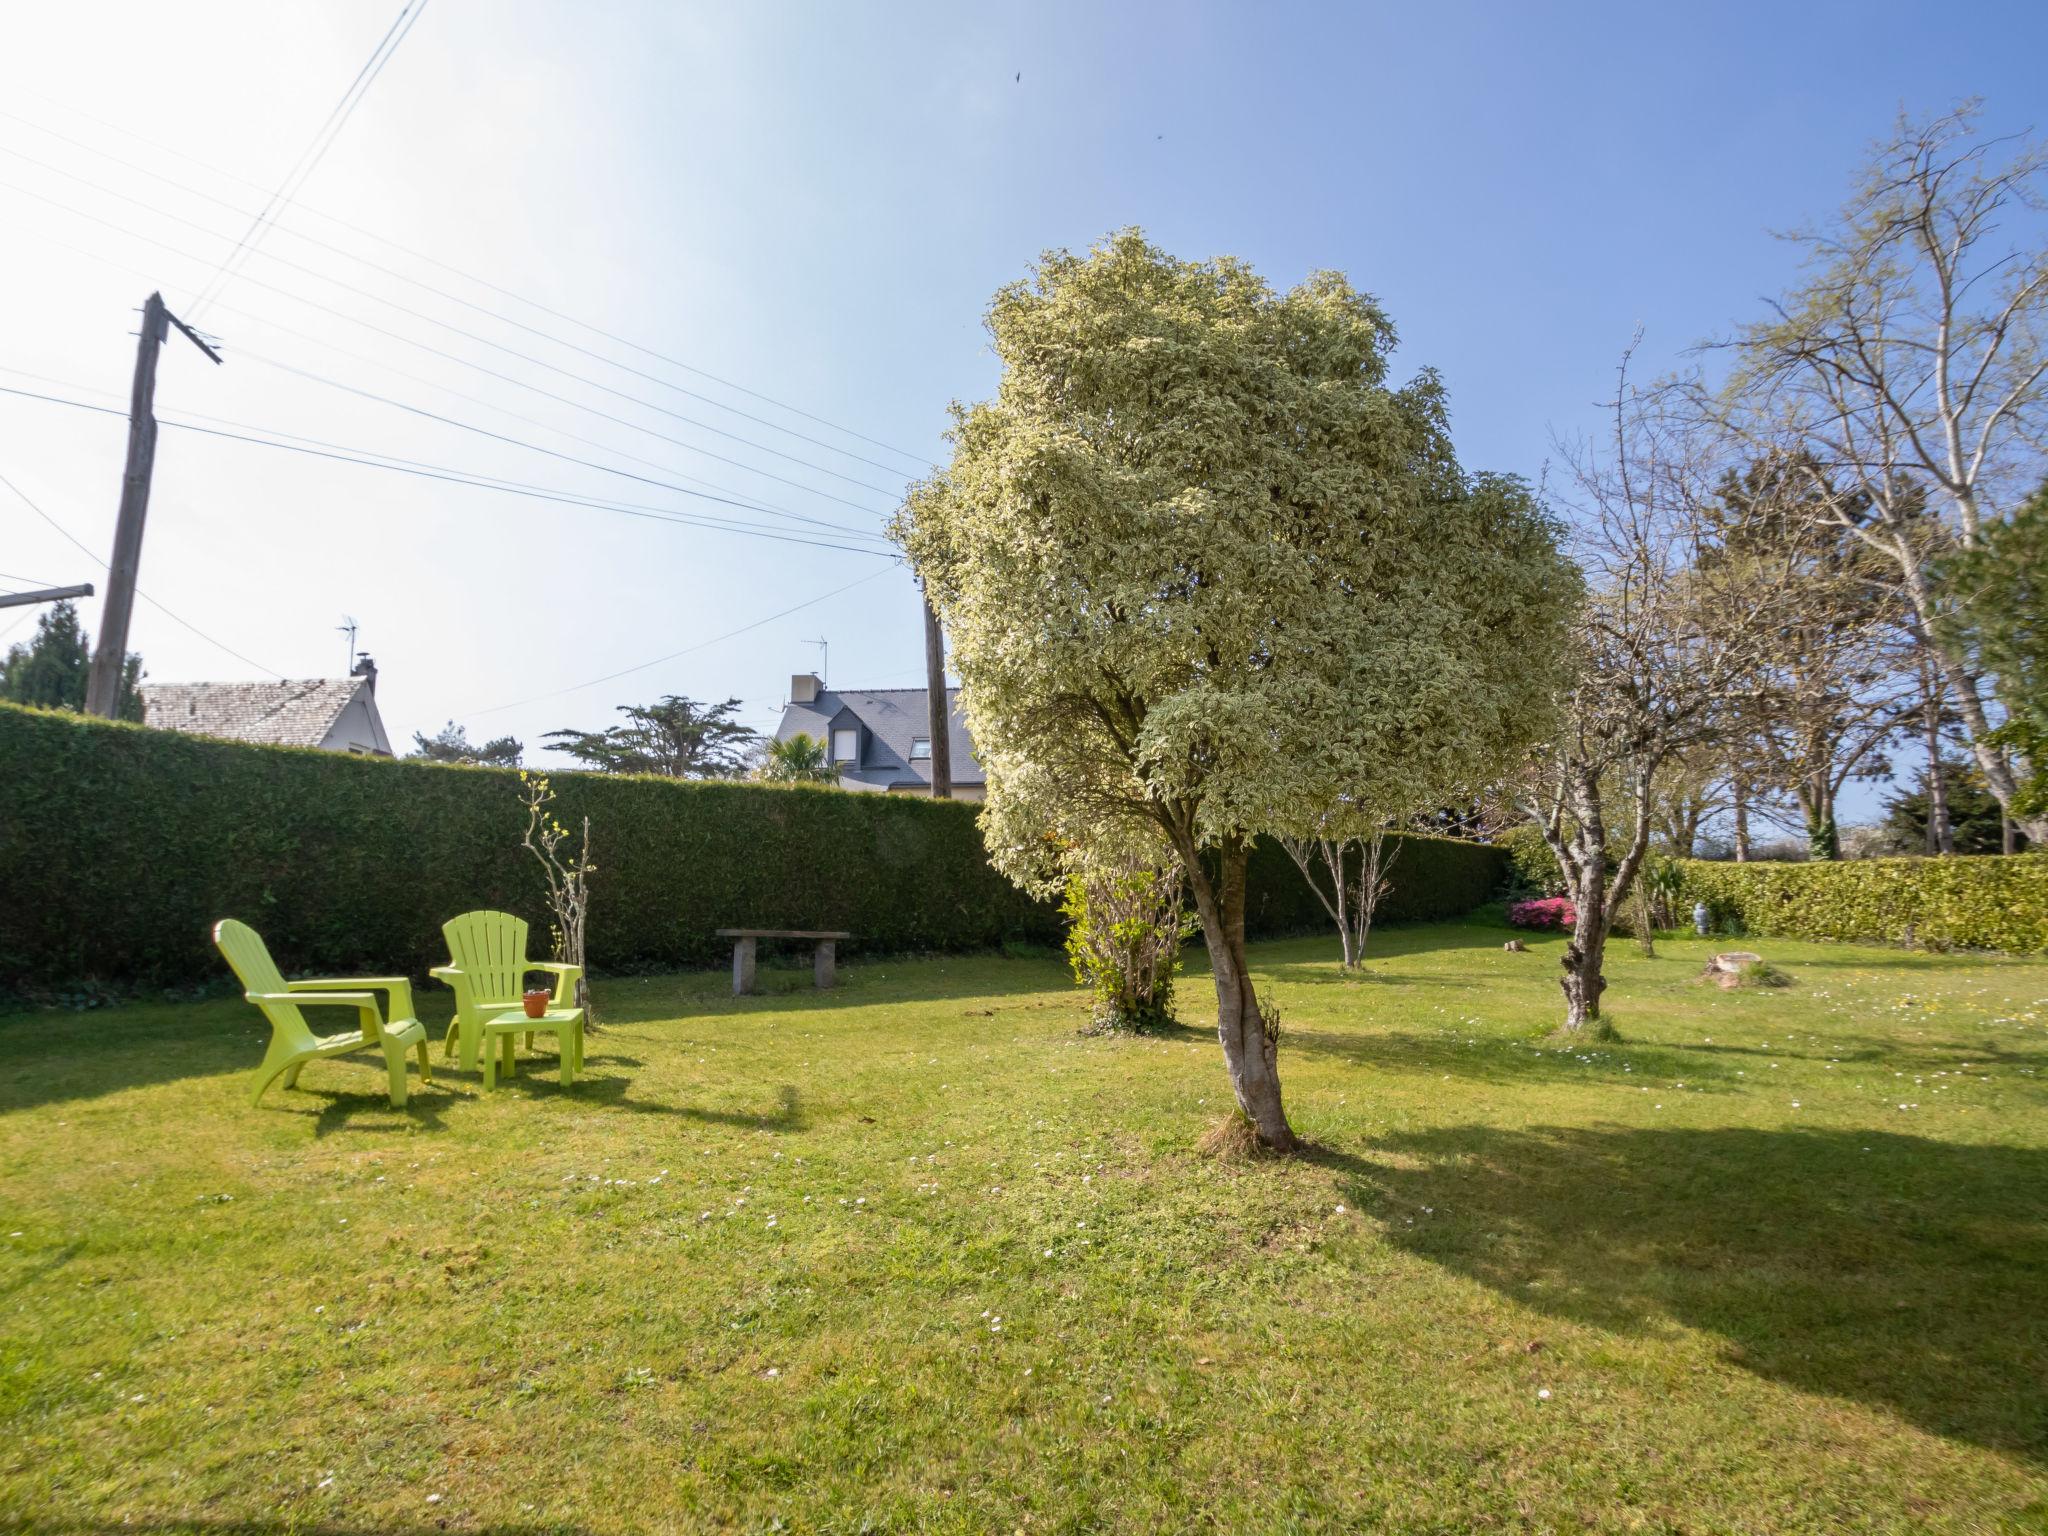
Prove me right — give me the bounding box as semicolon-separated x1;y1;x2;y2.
0;703;1506;987
1241;833;1508;934
1678;854;2048;954
0;704;1058;987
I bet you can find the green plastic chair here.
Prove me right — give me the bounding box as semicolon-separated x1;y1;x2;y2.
213;919;432;1108
432;910;583;1073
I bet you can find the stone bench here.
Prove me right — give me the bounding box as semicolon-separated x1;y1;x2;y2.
716;929;852;995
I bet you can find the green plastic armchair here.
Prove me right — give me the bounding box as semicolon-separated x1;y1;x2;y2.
213;919;432;1108
432;910;583;1073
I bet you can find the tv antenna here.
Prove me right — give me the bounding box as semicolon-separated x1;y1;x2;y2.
806;636;828;688
337;615;359;676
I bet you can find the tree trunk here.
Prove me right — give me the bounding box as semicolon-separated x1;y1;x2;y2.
1802;780;1839;861
1732;782;1751;862
1561;900;1609;1031
1903;569;2036;833
1918;663;1955;856
1333;842;1357;970
1177;830;1296;1151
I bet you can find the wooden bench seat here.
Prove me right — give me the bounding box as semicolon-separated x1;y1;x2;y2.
716;929;851;994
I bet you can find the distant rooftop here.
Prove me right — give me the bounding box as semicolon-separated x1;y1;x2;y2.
140;676;391;755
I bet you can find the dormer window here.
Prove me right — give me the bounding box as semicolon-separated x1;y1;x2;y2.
832;727;860;764
910;736;931;761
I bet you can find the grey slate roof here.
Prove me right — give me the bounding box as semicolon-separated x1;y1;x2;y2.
141;678;381;751
775;686;982;792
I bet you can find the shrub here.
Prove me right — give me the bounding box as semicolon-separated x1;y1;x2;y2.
1497;822;1566;897
1507;896;1577;931
1061;861;1195;1033
1678;854;2048;954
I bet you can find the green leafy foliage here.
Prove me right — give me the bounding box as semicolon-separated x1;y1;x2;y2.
0;704;1509;987
1497;822;1566;897
1061;862;1195;1033
408;720;524;767
1678;854;2048;953
0;702;1052;986
759;730;836;784
1882;759;2021;855
1935;484;2048;822
0;600;141;720
543;694;754;777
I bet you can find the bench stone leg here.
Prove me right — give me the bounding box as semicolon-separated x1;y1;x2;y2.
814;939;836;989
732;936;758;995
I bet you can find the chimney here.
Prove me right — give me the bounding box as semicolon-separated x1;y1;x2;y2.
790;672;821;704
350;654;378;693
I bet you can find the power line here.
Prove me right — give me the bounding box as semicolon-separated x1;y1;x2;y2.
2;225;884;542
0;381;901;558
0;464;287;677
236;348;897;545
0;139;923;481
0;178;903;512
0;370;895;553
1;94;928;468
466;565;899;718
0;362;879;549
188;0;429;321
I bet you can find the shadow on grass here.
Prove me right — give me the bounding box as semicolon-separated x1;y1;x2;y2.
1281;1028;1748;1091
0;1003;267;1115
293;1069;808;1136
1312;1125;2048;1462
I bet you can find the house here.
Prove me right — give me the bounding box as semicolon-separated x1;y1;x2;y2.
773;673;983;799
140;657;393;756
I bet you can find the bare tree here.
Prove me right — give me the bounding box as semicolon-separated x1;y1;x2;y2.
519;772;597;1023
1517;348;1789;1035
1705;454;1913;857
1279;823;1402;969
1725;105;2048;840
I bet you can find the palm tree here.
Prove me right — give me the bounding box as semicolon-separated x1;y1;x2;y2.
759;731;836;784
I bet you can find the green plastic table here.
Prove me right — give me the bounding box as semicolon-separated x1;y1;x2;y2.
480;1006;585;1090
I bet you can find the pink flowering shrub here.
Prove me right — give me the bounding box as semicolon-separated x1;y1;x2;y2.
1507;896;1577;931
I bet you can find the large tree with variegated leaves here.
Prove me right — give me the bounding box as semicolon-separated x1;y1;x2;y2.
895;231;1580;1152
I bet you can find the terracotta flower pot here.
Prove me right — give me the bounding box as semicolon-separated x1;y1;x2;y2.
522;990;551;1019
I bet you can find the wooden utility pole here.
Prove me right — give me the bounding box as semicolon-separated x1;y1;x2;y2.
85;292;222;718
922;584;952;799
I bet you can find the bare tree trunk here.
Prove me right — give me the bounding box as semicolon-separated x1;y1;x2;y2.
1903;569;2047;840
1629;875;1656;958
1919;658;1955;856
1353;830;1397;963
1331;841;1356;969
1732;781;1751;862
1561;901;1609;1030
1176;829;1296;1151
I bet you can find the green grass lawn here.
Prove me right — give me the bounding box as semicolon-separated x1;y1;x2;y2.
3;917;2047;1534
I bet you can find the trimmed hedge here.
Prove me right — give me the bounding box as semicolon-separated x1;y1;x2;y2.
0;703;1507;987
0;703;1057;987
1678;854;2048;955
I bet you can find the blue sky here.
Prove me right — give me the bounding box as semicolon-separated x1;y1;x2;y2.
2;0;2042;824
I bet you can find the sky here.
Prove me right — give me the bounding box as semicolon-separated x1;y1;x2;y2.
2;0;2043;823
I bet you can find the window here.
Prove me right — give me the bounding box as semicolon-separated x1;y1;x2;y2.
909;736;931;761
832;727;859;764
